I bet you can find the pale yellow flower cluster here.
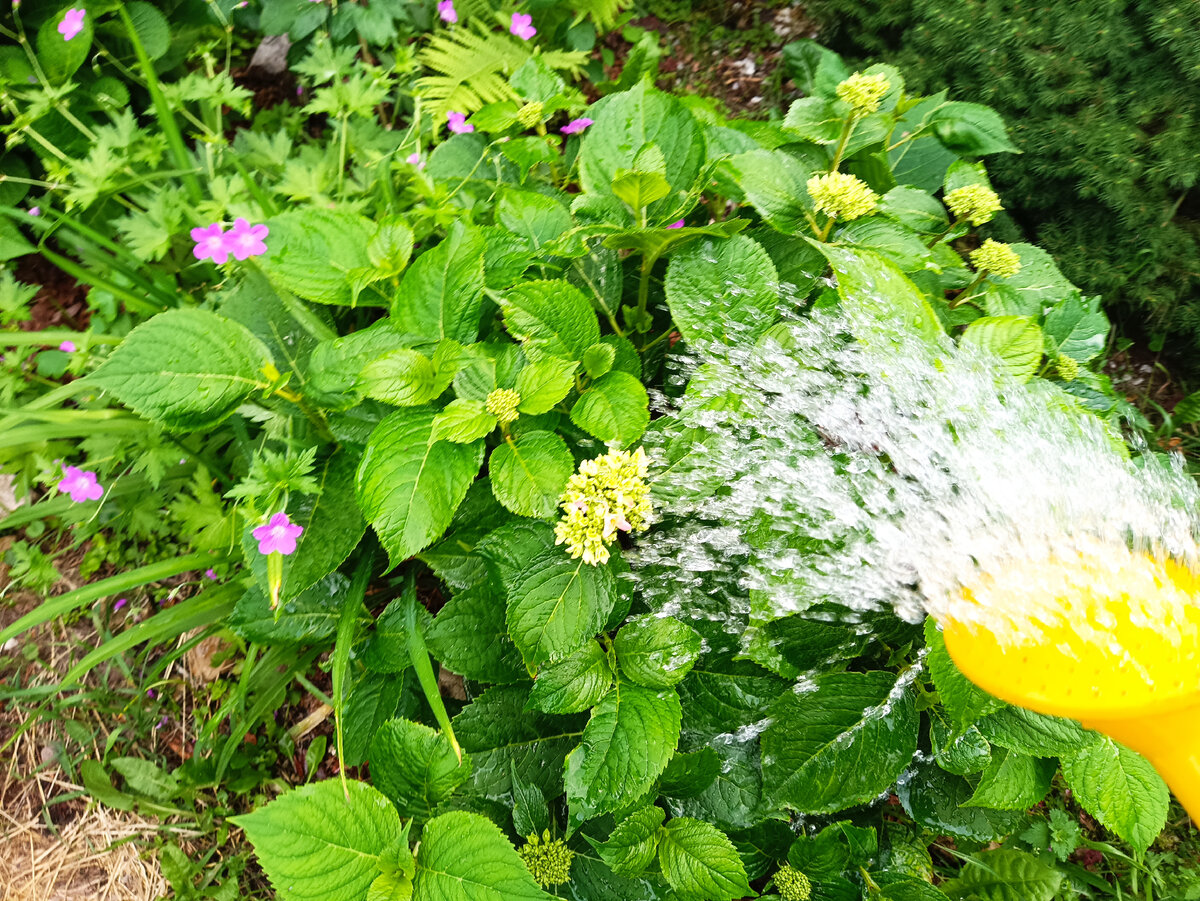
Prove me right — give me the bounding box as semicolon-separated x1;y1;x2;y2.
945;183;1003;226
774;863;813;901
554;446;652;565
807;172;879;221
517;831;574;888
485;388;521;424
836;71;891;116
970;238;1022;279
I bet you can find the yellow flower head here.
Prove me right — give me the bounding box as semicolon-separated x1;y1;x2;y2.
485;388;522;424
944;183;1003;226
1055;353;1079;381
554;446;652;566
518;831;574;888
969;239;1022;279
516;101;545;128
835;71;891;116
807;172;879;221
775;864;813;901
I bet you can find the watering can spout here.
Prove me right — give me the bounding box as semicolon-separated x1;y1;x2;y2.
941;548;1200;823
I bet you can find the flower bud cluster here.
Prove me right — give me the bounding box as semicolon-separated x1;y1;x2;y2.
945;184;1003;226
517;831;574;887
554;446;652;565
836;72;891;116
969;239;1022;278
485;388;522;424
807;172;879;221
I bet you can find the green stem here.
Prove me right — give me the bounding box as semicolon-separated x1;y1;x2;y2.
829;116;858;174
332;553;374;800
38;246;164;316
117;6;203;205
951;271;987;308
405;583;461;761
0;331;122;346
634;250;661;345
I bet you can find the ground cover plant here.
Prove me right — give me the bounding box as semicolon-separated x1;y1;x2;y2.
2;2;1196;899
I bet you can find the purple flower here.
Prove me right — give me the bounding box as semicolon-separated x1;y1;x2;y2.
28;206;40;217
57;465;103;502
191;223;230;264
406;151;424;169
204;568;218;580
59;340;76;353
510;12;536;40
252;512;304;556
667;219;685;229
446;111;474;134
561;117;593;135
114;598;128;611
58;8;85;42
154;715;169;730
225;217;269;260
438;0;457;23
146;688;156;698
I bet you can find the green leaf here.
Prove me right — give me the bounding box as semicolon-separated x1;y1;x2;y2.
614;615;702;689
259;210;376;305
783;96;843;144
931;102;1020;155
658;748;721;799
110;756;179;801
500;280;600;362
392;223;487;344
280;450;367;602
435;399;497;443
369;718;473;820
38;7;94;83
580;82;705;213
940;849;1062;901
359;343;459;407
897;759;1023;842
569;683;682;819
232;780;403;901
527;640;613;714
361;589;434;674
511;765;550;837
498;189;573;250
672;742;764;831
612;169;672;211
931;719;992;776
665;235;779;348
761;671;918;814
126;2;170;60
369;872;413;901
877;878;950;901
976;706;1090;757
90;309;269;431
230;574;351;645
368;216;416;277
515;357;578;414
0;217;35;262
308;322;413;408
962;749;1055;810
426;583;528;684
961;316;1044;381
490;431;575;518
816;244;943;346
413;811;553;901
729;149;816;233
356;408;484;568
598;806;665;877
781;39;849;97
570;371;650;446
657;818;753;901
879;186;950;235
983;243;1076;316
581;343;616;380
1042;295;1108;363
505;523;619;668
746;613;865;680
924;619;1004;729
342;669;415;767
836;218;933;273
1060;737;1168;852
454;686;585;799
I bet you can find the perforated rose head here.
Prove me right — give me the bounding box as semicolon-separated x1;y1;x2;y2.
561;117;593;135
252;512;304;556
191;223;230;264
58;8;86;41
226;217;269;261
58;465;103;502
510;12;536;40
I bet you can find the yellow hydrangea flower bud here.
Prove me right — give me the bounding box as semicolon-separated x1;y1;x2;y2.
835;71;891;116
516;101;545;128
1055;354;1079;381
969;239;1022;279
775;864;813;901
944;184;1003;226
517;831;574;888
807;172;879;221
485;388;522;424
554;446;652;566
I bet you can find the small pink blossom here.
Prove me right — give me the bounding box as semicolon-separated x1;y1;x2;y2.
114;598;128;611
437;0;457;23
406;151;425;169
252;512;304;556
226;217;269;260
58;465;103;502
154;715;169;729
561;117;593;135
191;223;230;264
59;340;76;353
204;568;218;580
146;688;156;698
510;12;536;40
58;8;85;42
28;206;40;217
446;111;473;134
667;219;685;229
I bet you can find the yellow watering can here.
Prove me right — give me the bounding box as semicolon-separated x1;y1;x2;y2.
941;545;1200;820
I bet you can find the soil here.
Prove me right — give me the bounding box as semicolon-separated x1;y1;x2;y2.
12;253;91;335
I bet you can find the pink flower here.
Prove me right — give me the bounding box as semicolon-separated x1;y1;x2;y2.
561;117;593;135
59;340;76;352
114;598;127;611
252;512;304;556
406;151;424;169
446;111;473;134
28;206;40;217
667;219;685;229
58;465;103;502
510;12;536;40
226;217;269;260
204;568;218;580
438;0;457;23
191;223;230;264
58;8;85;41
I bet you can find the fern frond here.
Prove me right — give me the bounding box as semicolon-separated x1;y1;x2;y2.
568;0;632;32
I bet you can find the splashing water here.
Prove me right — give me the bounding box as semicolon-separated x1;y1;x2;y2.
634;284;1200;688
